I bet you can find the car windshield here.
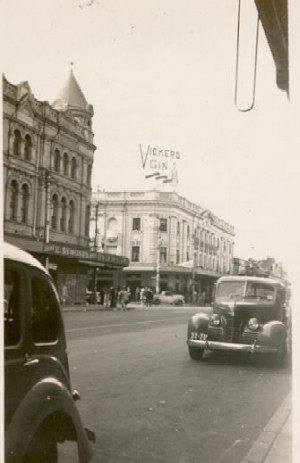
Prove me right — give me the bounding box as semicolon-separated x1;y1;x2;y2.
216;280;275;303
216;281;245;302
244;282;275;301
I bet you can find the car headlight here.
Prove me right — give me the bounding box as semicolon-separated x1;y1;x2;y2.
210;314;221;326
248;318;260;331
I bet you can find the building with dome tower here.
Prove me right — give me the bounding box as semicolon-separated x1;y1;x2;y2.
3;68;128;304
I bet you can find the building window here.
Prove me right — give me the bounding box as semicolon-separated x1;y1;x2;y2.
71;157;77;179
54;149;61;173
176;249;180;264
159;218;167;232
24;135;32;161
9;180;18;220
85;205;90;237
63;153;69;176
69;200;75;233
21;184;29;223
87;164;92;186
60;197;67;231
132;217;141;231
51;194;59;230
160;247;167;264
13;129;21;156
177;221;180;235
131;246;140;262
186;252;190;261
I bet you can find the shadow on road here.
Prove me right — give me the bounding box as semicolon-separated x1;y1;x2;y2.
191;350;292;373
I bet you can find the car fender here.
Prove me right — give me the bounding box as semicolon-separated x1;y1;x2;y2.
6;377;94;463
187;313;210;336
257;321;286;349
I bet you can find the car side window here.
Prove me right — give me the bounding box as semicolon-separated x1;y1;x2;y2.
4;265;21;346
31;271;60;344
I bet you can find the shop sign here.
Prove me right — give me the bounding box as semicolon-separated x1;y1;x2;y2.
43;243;129;266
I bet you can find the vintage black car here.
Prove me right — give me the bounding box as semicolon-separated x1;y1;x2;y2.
187;275;291;365
4;242;95;462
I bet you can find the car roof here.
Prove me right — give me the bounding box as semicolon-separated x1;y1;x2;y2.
217;275;284;287
4;242;49;275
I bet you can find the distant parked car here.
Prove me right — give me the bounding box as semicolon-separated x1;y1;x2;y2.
153;291;185;306
187;275;291;366
4;242;95;462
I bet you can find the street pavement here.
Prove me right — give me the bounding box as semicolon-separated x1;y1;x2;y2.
62;302;293;463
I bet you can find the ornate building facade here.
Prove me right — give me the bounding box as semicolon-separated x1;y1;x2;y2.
3;72;128;304
90;189;235;302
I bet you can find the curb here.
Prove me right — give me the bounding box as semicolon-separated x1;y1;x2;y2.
241;392;292;463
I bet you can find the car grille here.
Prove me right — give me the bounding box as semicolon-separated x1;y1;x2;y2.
225;317;242;343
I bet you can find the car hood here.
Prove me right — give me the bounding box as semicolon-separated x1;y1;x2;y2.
214;301;278;322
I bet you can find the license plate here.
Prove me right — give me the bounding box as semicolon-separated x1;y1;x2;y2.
190;332;207;341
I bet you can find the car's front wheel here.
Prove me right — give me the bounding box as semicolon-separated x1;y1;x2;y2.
174;300;183;306
188;346;205;361
153;299;161;305
24;426;58;463
272;338;287;367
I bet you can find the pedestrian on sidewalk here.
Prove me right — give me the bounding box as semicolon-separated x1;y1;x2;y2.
104;287;111;308
145;287;153;307
118;287;130;311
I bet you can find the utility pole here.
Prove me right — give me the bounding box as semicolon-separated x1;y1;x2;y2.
44;168;51;270
155;218;161;294
94;201;99;251
156;240;160;294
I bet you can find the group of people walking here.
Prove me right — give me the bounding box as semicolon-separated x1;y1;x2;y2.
88;285;155;310
103;286;131;310
135;287;154;307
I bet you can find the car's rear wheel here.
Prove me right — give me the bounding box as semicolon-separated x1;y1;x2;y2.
154;299;161;305
174;300;183;306
188;346;205;361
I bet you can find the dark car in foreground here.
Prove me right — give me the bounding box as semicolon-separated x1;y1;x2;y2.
187;275;291;366
4;242;95;462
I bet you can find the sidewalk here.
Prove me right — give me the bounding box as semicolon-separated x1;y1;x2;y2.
60;302;142;312
60;302;203;312
241;392;292;463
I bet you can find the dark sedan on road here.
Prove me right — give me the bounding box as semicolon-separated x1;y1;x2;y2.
187;275;291;366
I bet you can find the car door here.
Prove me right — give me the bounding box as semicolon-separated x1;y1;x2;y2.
4;259;32;426
27;266;70;388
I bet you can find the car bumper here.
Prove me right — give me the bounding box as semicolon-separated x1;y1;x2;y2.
187;339;278;354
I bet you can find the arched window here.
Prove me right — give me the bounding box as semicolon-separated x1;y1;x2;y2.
60;197;67;232
21;184;29;223
87;164;92;186
54;149;61;173
51;194;59;230
85;205;90;237
9;180;18;220
69;200;75;233
63;153;69;176
71;157;77;179
13;129;21;156
24;135;32;161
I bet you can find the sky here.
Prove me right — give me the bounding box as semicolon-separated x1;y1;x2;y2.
1;0;299;277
